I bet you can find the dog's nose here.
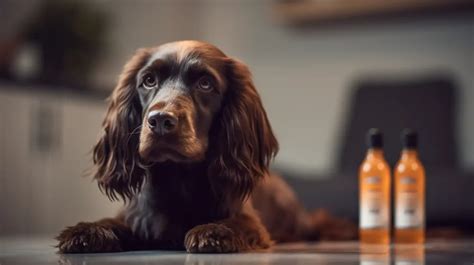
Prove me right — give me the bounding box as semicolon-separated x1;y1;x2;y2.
147;111;178;135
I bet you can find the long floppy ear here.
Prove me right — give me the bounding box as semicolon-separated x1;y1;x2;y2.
208;58;279;201
92;49;151;201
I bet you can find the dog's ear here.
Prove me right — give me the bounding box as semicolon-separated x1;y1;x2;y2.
208;58;279;201
92;49;150;201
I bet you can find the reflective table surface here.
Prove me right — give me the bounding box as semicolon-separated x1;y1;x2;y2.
1;237;473;265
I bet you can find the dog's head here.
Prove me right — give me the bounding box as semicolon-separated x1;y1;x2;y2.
93;41;278;201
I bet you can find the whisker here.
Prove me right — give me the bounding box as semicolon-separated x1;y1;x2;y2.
130;125;143;136
127;125;143;144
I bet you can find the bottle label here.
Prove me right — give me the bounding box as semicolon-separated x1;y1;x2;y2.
396;176;423;228
360;176;389;229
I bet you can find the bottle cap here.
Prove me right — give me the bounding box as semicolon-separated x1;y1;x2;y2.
401;128;418;148
366;128;383;148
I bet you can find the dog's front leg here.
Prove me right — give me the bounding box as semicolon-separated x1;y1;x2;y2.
184;208;272;253
56;217;136;253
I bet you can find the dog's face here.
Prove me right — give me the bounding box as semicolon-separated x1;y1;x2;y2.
93;40;278;201
136;41;227;162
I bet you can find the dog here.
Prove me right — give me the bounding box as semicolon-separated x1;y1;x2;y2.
56;41;355;253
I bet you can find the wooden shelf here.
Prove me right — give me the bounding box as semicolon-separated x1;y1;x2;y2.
274;0;474;26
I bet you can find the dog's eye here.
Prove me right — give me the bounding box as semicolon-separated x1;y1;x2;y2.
196;76;214;92
143;73;157;89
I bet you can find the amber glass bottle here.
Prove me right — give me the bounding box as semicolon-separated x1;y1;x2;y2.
394;129;425;244
359;129;391;244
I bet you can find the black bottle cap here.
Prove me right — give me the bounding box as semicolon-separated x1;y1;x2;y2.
401;128;418;148
366;128;383;148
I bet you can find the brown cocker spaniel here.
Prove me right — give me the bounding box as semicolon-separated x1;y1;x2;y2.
56;41;355;253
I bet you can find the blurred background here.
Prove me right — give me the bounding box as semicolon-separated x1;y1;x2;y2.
0;0;473;237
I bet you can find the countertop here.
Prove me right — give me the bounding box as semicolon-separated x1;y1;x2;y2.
1;237;473;265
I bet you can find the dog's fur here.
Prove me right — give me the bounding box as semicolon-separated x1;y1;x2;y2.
56;41;355;253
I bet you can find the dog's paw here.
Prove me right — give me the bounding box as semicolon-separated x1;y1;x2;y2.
56;222;122;253
185;223;243;253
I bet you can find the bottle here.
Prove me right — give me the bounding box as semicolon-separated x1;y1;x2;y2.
394;129;425;244
359;128;391;244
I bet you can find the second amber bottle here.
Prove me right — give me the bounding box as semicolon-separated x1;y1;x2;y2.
394;129;426;243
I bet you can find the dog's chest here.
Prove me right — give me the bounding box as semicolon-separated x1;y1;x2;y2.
124;181;220;242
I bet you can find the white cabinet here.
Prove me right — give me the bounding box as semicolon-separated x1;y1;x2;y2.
0;85;121;236
0;91;39;235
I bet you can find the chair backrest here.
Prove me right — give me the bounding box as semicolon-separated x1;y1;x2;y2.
337;75;458;173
